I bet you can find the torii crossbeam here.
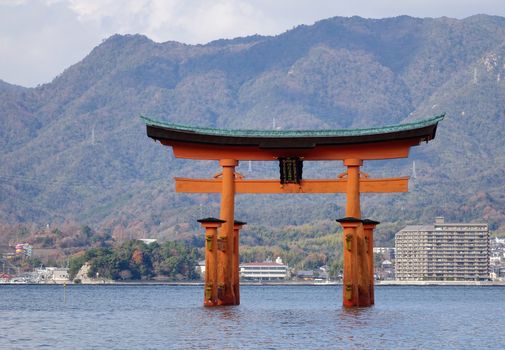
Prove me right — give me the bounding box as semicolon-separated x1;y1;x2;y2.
143;114;443;308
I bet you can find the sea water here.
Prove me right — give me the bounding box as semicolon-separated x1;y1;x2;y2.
0;285;504;349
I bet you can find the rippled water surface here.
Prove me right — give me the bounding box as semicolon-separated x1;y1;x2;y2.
1;285;504;349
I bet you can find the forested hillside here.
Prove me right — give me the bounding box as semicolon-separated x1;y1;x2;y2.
2;15;505;254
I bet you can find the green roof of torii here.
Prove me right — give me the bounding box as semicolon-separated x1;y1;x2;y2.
141;114;444;139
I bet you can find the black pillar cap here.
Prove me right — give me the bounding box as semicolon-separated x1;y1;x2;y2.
234;220;247;226
362;219;380;225
336;217;362;223
197;217;226;223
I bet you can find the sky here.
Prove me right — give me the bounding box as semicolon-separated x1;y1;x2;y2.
1;0;505;87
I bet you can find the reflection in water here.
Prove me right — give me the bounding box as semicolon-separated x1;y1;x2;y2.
0;285;504;349
214;306;241;321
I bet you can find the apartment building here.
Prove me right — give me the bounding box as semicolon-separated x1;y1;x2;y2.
395;217;489;281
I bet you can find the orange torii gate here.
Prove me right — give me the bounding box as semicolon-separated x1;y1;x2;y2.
143;114;443;308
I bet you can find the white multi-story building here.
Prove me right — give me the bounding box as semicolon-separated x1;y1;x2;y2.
240;257;289;281
395;217;489;281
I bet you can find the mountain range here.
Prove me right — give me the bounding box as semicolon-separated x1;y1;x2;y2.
2;14;505;245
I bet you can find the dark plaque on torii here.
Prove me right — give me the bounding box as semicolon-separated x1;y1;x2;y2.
279;157;303;184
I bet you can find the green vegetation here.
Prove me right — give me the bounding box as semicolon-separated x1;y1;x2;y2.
68;240;200;281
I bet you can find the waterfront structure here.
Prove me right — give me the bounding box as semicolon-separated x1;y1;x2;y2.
35;267;69;284
295;266;330;281
240;257;289;281
395;217;490;281
296;270;316;280
143;114;442;307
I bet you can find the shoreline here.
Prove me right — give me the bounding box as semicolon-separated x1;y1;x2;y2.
2;280;505;286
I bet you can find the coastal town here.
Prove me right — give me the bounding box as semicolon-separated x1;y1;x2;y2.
2;217;504;285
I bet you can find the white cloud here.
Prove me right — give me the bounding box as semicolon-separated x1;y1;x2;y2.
156;0;277;43
0;0;103;86
0;0;25;6
1;0;505;86
62;0;278;43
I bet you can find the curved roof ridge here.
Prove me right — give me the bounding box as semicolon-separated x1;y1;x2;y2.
141;114;445;138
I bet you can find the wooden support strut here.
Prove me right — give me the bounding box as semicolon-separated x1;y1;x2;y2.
337;217;362;308
233;220;246;305
357;223;371;306
363;219;380;305
197;218;225;307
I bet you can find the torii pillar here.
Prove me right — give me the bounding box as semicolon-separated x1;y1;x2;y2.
217;159;238;305
338;158;372;307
